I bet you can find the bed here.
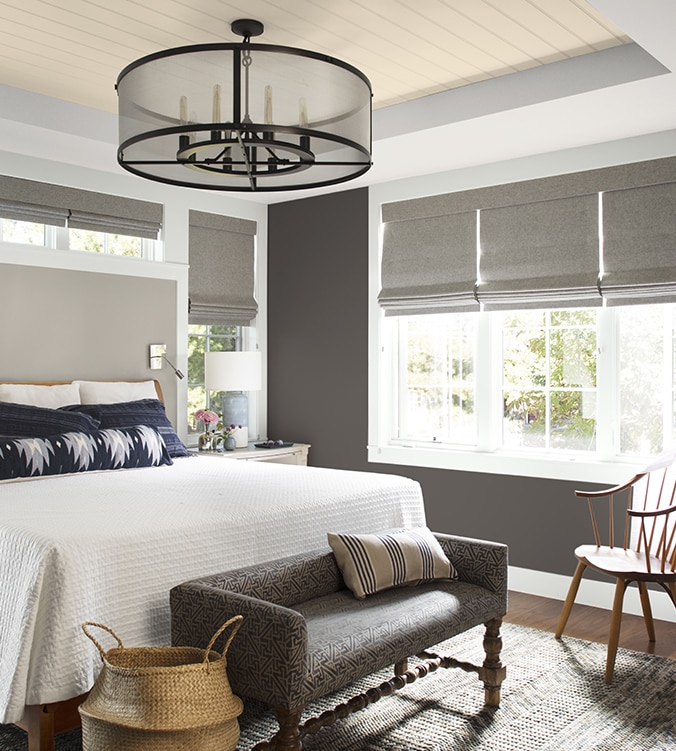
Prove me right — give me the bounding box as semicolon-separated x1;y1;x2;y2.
0;380;426;749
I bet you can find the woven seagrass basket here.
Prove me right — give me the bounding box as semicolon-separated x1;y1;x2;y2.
79;616;244;751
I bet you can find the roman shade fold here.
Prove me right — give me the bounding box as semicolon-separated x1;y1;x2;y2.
478;194;601;310
601;181;676;305
0;175;162;238
188;210;258;326
378;208;478;315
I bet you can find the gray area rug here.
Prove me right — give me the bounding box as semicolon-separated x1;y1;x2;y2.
2;622;674;750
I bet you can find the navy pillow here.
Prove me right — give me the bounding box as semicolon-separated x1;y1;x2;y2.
0;425;173;481
63;399;190;458
0;401;101;437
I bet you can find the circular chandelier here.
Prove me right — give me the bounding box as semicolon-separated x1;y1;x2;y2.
116;19;373;192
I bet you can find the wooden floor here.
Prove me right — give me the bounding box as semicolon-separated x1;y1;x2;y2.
505;590;676;660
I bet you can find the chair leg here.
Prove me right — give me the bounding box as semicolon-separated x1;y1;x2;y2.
606;578;628;685
637;581;656;642
555;561;587;639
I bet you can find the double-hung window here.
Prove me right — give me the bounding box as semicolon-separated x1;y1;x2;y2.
371;157;676;483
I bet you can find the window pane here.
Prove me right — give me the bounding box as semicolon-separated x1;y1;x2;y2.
187;324;243;438
617;305;666;456
108;234;142;257
2;219;44;244
399;314;476;444
70;228;104;253
502;310;596;451
550;390;596;450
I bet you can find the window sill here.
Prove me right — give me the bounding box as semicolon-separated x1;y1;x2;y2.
367;444;646;485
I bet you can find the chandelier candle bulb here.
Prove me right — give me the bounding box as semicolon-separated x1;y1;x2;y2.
299;97;308;128
212;84;221;123
264;85;273;125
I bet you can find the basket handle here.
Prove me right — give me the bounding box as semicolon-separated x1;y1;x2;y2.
203;615;244;662
82;621;124;659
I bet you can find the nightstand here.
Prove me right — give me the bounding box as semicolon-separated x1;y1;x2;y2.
193;443;310;466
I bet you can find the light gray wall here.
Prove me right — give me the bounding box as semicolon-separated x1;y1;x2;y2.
267;187;599;580
0;263;179;421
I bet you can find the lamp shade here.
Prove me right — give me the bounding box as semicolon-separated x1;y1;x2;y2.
205;351;262;392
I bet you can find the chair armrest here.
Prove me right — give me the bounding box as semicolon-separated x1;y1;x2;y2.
434;532;508;598
170;580;308;707
628;502;676;518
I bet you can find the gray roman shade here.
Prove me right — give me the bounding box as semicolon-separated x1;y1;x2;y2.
379;203;478;315
0;175;162;238
478;194;601;310
378;156;676;316
188;210;258;326
601;181;676;305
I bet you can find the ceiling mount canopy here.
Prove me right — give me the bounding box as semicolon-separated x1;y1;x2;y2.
115;19;373;192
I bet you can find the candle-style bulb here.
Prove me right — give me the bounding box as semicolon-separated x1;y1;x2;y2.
299;97;308;128
264;85;273;125
179;95;188;124
212;84;221;123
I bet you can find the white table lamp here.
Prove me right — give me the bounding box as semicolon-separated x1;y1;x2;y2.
204;351;262;448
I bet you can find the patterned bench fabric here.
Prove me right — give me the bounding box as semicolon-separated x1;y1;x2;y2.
170;533;508;710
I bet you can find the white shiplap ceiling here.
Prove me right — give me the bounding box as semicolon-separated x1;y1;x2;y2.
1;1;675;202
0;0;630;114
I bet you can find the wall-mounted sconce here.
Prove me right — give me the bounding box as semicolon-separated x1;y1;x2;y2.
149;344;185;379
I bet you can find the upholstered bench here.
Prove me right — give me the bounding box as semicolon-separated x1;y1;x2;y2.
170;530;508;751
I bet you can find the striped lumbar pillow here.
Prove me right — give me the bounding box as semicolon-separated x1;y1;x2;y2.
327;527;457;599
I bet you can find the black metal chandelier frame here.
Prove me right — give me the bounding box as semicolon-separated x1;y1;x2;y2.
116;21;373;192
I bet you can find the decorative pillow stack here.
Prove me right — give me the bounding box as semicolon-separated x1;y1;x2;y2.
0;425;173;481
0;381;190;479
63;399;190;458
328;527;458;600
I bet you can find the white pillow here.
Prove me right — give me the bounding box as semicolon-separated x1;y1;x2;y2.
75;380;158;404
0;382;81;408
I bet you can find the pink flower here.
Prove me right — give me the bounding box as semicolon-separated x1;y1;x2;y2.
194;409;219;425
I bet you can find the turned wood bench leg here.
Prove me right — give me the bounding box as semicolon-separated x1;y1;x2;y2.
478;617;507;707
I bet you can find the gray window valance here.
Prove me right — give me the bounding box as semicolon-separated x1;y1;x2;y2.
188;210;258;326
0;175;162;239
379;156;676;315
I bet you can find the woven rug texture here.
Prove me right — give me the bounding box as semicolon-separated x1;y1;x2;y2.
1;622;674;750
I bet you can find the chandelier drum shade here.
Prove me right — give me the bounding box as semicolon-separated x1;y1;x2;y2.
116;20;373;192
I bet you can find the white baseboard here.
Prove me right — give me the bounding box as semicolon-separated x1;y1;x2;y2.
509;565;675;623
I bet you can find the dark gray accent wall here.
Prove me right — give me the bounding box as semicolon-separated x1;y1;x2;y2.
268;187;602;579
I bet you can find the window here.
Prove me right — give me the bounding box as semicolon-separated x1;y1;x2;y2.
376;304;676;481
0;218;160;260
187;324;241;437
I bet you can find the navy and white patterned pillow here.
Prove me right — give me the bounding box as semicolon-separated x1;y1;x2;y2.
63;399;190;458
0;425;173;481
0;401;101;437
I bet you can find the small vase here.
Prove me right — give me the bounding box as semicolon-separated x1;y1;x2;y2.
224;435;236;451
198;433;217;451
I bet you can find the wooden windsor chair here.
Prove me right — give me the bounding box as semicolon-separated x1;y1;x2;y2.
555;450;676;683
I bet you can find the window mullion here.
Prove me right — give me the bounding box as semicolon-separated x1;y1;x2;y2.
596;307;616;460
476;311;495;451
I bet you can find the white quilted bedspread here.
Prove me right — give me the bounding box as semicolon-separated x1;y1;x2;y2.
0;456;425;724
